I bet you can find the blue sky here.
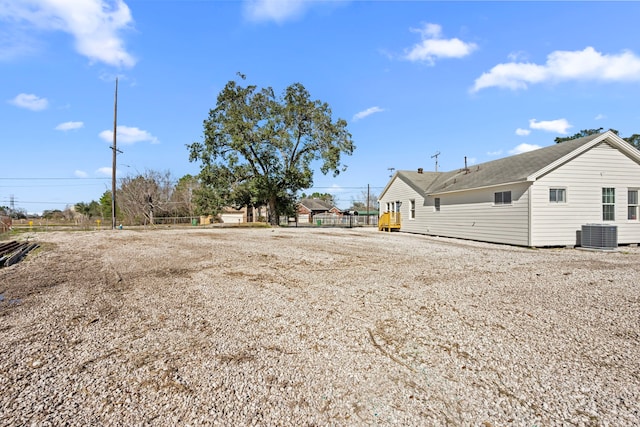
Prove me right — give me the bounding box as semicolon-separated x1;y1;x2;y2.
2;0;640;213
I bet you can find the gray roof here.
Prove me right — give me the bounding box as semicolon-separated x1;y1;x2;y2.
394;132;611;196
299;198;338;211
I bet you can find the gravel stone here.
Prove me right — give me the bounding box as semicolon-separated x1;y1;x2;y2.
1;227;639;425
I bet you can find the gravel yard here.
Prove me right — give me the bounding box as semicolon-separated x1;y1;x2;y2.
1;226;639;426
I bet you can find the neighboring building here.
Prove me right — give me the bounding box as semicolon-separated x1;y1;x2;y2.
218;205;267;224
297;198;342;223
378;131;640;247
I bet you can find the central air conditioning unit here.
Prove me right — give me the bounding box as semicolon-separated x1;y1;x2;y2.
581;224;617;250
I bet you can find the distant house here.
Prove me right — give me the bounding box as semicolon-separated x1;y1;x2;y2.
297;198;342;223
218;205;267;224
378;131;640;247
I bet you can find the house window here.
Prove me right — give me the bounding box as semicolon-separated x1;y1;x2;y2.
494;191;512;205
410;199;415;219
628;190;638;220
435;197;441;212
602;188;615;221
549;188;566;203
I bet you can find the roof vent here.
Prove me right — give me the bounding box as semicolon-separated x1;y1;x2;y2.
417;168;423;174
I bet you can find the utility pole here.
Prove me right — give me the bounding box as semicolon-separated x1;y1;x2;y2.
366;184;370;226
111;78;119;229
431;151;440;172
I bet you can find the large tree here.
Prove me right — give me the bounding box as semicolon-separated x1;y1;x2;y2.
623;133;640;149
349;189;379;211
171;174;200;217
118;170;174;225
74;201;101;219
188;74;355;225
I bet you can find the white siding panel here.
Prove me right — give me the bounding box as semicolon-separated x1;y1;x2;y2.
220;213;243;224
379;177;427;234
424;183;531;246
531;143;640;246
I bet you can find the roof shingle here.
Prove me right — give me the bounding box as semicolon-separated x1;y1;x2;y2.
395;132;606;195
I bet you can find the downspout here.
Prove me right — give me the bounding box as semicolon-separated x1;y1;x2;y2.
528;184;532;247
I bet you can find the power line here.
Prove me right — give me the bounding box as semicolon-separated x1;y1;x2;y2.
0;200;81;205
0;184;108;188
0;177;110;180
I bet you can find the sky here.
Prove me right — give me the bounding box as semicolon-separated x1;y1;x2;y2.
2;0;640;214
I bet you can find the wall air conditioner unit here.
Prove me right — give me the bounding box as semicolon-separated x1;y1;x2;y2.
581;224;617;250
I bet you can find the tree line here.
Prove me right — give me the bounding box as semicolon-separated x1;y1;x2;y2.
555;128;640;147
31;172;200;224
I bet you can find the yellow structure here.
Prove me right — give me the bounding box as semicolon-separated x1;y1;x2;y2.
378;212;401;232
199;215;213;225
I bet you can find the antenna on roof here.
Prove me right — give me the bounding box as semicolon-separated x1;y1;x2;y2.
431;152;440;172
388;167;395;177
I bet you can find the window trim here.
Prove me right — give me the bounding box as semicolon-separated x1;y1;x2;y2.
549;188;567;203
409;199;416;220
628;189;638;221
602;187;615;221
434;197;440;212
494;190;512;206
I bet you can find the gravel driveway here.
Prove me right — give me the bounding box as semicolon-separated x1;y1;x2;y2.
1;227;639;426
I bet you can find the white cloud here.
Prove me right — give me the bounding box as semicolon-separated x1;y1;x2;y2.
55;121;84;131
0;0;136;68
243;0;312;23
9;93;48;111
0;28;40;61
99;125;159;144
352;106;385;121
96;167;112;176
74;170;88;178
509;143;541;155
529;118;572;134
515;128;531;136
403;23;477;64
595;113;606;120
507;51;529;62
487;150;503;156
472;47;640;92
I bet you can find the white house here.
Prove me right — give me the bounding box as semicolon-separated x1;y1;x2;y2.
378;131;640;247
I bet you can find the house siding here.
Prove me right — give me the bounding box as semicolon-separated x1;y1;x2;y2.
379;177;426;234
530;143;640;246
379;179;531;246
379;134;640;247
424;183;531;246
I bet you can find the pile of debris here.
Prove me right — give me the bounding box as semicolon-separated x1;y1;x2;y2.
0;241;39;268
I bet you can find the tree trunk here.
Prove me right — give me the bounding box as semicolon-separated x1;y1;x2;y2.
269;196;278;226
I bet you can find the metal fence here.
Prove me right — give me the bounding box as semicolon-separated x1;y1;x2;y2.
3;214;380;233
6;217;200;232
297;213;379;227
